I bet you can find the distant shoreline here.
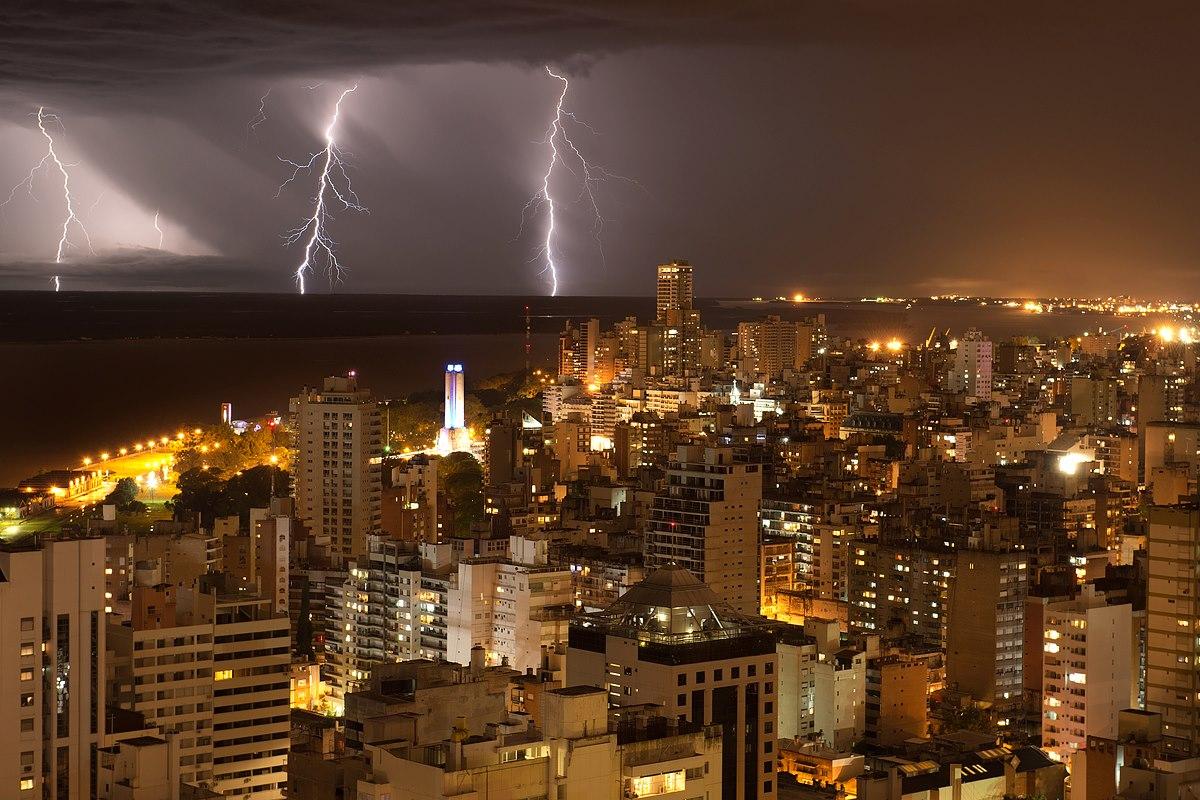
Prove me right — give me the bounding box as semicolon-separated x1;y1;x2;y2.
0;292;1157;343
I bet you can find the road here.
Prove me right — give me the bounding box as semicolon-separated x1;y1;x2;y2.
2;440;186;543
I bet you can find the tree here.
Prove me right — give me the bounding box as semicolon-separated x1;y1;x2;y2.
104;477;146;514
172;464;291;526
440;452;485;536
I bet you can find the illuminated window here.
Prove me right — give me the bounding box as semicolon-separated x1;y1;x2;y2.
20;779;34;790
629;771;686;797
214;670;233;681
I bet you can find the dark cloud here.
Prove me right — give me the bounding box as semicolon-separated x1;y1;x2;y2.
2;3;1200;298
0;249;256;290
2;1;1194;98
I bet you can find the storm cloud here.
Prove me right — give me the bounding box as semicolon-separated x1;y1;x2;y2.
1;2;1200;298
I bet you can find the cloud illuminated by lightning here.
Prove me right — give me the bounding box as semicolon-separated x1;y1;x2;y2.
519;66;636;297
276;85;366;294
2;106;93;291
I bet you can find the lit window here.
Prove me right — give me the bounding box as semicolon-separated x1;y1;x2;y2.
20;778;33;790
214;670;233;681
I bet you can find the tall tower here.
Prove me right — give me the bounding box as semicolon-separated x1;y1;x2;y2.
290;373;382;560
1145;504;1200;753
437;363;472;454
655;259;694;322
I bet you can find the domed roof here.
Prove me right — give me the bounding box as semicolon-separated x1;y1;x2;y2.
577;563;766;641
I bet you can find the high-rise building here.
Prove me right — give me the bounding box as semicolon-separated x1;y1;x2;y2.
736;315;823;378
109;576;291;797
947;327;993;401
644;446;763;615
1069;375;1119;426
655;260;694;322
1040;585;1134;765
568;565;779;800
291;373;383;559
0;535;105;800
945;547;1029;728
1144;504;1200;753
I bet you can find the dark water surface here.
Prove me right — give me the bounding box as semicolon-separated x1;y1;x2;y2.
0;293;1158;486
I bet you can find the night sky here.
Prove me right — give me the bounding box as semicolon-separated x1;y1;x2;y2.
1;2;1199;298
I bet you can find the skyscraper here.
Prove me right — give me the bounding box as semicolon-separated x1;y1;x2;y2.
1145;504;1200;753
109;577;291;797
656;259;694;322
291;373;382;560
644;446;763;615
947;327;993;401
0;535;105;800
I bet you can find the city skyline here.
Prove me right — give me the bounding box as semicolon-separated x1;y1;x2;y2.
6;6;1200;800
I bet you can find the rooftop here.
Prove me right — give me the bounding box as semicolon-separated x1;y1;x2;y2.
571;564;773;644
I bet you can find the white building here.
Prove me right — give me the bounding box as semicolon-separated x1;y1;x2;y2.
326;538;450;703
355;686;724;800
778;619;866;750
0;535;106;800
1041;585;1134;764
109;578;291;798
947;328;993;401
291;373;383;560
446;546;574;673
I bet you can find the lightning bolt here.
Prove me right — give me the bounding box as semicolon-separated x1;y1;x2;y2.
520;66;637;297
153;210;164;249
247;88;271;136
2;107;93;291
277;85;366;294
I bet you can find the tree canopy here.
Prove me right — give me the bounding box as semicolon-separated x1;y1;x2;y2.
171;464;291;527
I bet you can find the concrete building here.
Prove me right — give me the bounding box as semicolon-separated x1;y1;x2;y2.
1040;585;1134;765
946;328;993;401
737;315;821;378
446;552;574;673
759;497;860;607
655;260;694;322
96;735;180;800
1144;504;1200;753
644;446;763;614
849;543;951;649
568;565;779;800
352;686;723;800
0;535;106;800
326;537;450;701
108;576;291;798
865;653;928;747
945;547;1028;729
1069;375;1120;426
777;619;866;750
291;373;383;560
